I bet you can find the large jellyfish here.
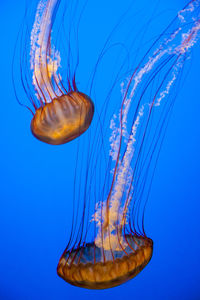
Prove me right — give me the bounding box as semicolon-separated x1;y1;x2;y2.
57;0;200;289
13;0;94;145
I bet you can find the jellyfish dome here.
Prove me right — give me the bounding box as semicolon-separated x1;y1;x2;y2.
31;92;94;145
57;235;153;289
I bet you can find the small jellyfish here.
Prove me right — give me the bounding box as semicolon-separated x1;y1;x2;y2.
57;0;200;289
15;0;94;145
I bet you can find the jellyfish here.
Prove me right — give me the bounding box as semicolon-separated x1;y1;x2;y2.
57;0;200;289
14;0;94;145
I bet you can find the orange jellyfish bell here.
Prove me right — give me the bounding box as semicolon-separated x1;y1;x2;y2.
31;91;94;145
57;235;153;289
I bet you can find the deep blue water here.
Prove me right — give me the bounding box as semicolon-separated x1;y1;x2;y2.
0;1;200;299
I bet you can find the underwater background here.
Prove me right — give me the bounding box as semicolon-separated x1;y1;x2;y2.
0;0;200;299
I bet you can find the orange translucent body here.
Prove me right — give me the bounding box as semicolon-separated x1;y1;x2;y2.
31;91;94;145
57;235;153;289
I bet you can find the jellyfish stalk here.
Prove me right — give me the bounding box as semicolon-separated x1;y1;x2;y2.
94;0;200;253
30;0;62;103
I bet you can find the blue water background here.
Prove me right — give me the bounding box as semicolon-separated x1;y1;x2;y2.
0;0;200;299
